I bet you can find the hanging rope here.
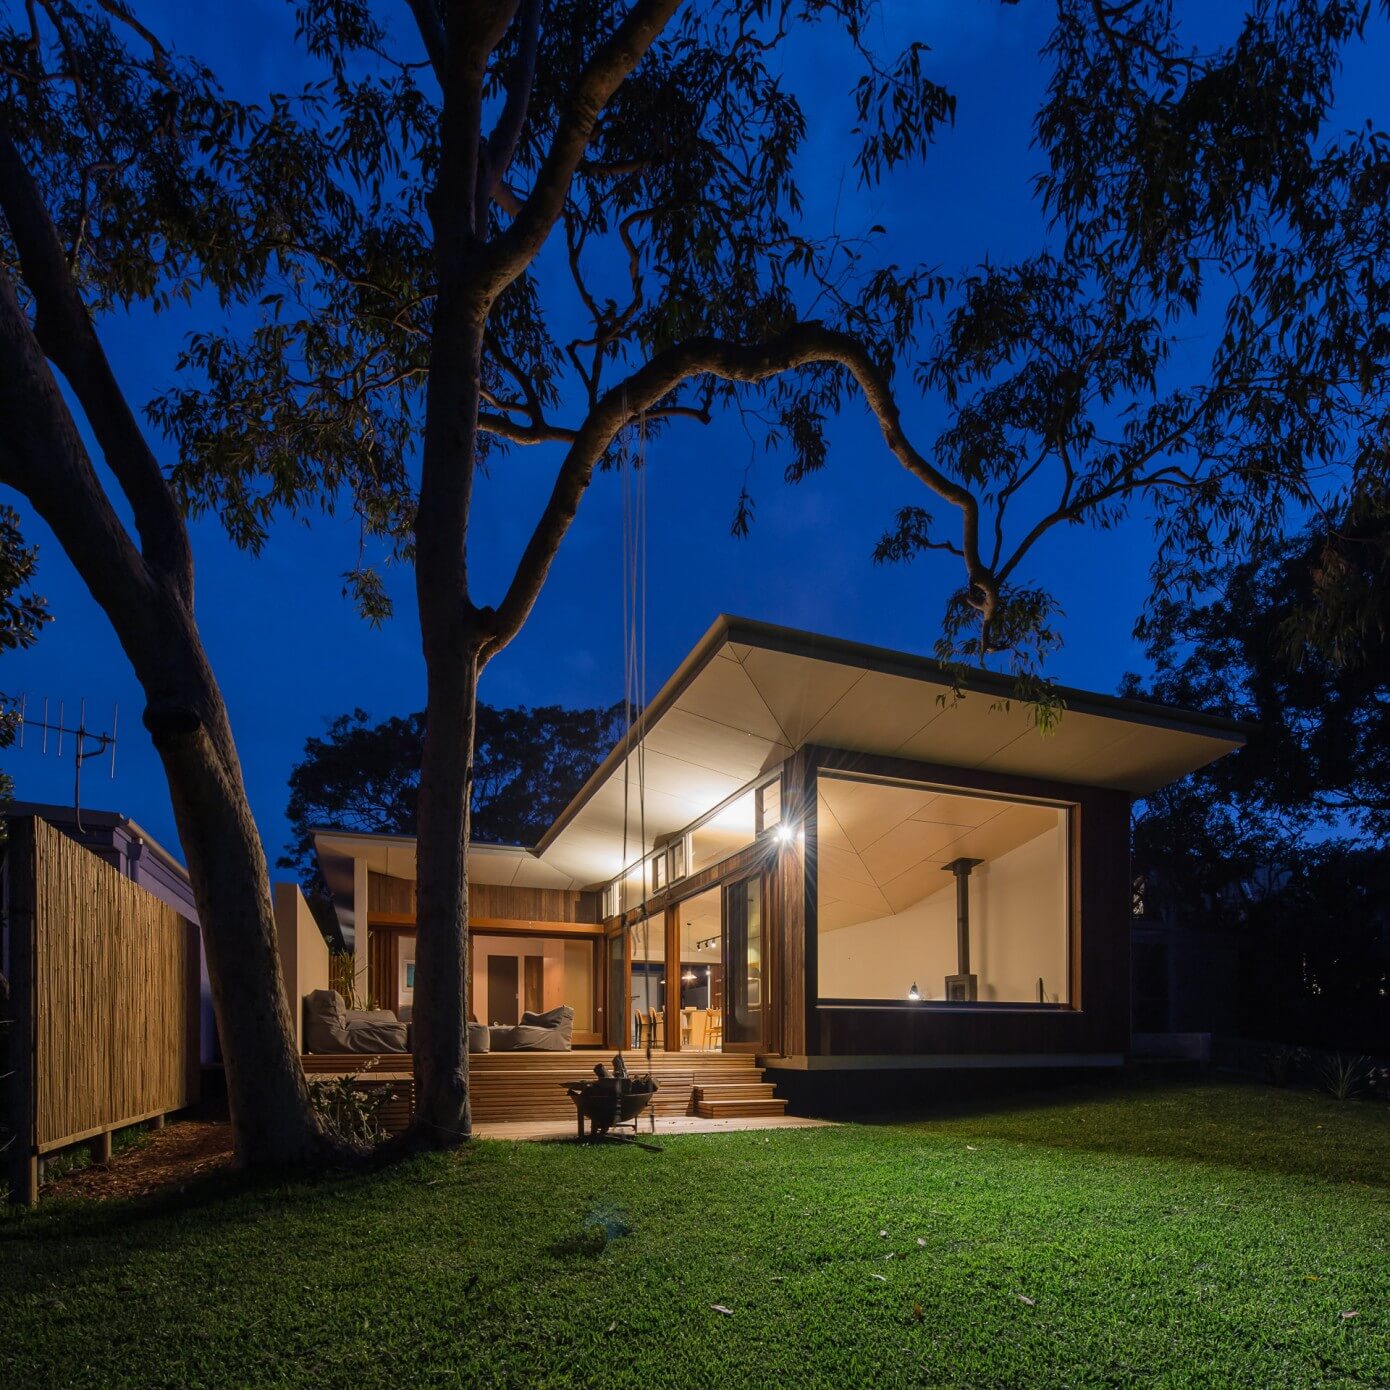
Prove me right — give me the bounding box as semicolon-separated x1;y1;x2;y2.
618;399;652;1067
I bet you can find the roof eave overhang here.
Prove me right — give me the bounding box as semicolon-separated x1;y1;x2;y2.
534;614;1251;852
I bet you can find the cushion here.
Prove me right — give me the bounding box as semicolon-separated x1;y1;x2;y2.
303;989;350;1053
468;1022;491;1054
518;1004;574;1049
302;988;408;1054
343;1019;408;1054
346;1008;399;1026
491;1021;571;1053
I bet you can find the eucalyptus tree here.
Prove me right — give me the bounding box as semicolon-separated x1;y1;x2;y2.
146;0;1000;1144
0;4;334;1167
4;0;1386;1151
1036;0;1390;660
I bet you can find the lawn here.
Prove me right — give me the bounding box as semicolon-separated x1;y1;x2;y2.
3;1081;1387;1388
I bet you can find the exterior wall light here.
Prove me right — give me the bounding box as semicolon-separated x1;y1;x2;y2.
775;822;795;845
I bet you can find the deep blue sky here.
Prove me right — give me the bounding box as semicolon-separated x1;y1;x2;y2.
5;2;1385;873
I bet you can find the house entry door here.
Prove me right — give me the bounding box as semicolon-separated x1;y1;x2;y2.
722;874;764;1051
487;955;519;1026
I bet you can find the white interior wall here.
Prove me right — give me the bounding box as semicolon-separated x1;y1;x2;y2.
818;878;958;1000
973;826;1069;1003
472;935;595;1028
817;826;1068;1002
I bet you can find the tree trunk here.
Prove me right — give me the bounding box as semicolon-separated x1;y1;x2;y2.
408;272;488;1144
409;643;481;1144
152;688;327;1169
0;271;327;1169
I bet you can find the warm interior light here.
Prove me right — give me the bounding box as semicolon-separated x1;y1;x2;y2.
907;981;921;1001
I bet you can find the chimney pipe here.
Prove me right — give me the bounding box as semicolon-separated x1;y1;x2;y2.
942;857;983;1000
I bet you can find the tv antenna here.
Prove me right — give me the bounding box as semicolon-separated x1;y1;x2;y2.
16;695;119;834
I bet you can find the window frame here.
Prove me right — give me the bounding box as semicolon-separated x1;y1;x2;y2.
810;766;1076;1011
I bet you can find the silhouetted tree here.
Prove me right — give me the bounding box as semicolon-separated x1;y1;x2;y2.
1038;0;1390;659
281;700;625;885
1125;526;1390;1049
0;5;334;1168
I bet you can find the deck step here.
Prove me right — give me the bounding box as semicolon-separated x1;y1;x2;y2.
302;1049;781;1124
694;1097;789;1118
692;1083;782;1102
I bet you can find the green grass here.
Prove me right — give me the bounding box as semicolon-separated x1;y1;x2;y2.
3;1081;1387;1388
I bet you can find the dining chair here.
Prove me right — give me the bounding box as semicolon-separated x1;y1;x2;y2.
646;1006;664;1049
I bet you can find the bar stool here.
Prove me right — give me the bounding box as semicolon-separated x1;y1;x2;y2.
706;1009;723;1050
681;1007;694;1046
645;1006;665;1049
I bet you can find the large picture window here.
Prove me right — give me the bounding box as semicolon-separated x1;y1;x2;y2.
815;773;1070;1005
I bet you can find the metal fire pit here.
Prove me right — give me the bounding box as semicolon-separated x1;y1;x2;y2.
566;1057;659;1147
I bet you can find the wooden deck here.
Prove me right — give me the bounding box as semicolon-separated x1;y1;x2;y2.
300;1049;788;1128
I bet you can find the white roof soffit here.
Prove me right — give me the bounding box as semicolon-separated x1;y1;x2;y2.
533;615;1247;887
313;616;1247;894
310;829;586;891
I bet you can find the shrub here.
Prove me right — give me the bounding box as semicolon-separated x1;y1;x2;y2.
1263;1044;1308;1087
308;1068;394;1146
1317;1053;1374;1102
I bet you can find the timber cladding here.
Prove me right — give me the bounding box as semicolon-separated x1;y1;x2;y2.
367;870;601;924
6;817;199;1189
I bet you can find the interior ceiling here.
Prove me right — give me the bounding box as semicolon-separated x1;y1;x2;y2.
317;617;1244;899
817;778;1061;933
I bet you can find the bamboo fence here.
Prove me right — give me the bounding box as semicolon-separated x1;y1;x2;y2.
5;816;199;1204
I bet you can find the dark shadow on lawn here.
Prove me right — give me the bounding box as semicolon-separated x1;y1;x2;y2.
0;1138;470;1283
840;1074;1390;1188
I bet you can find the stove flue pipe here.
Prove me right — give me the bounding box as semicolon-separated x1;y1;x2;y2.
942;857;984;977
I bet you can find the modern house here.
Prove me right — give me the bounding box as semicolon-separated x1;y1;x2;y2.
310;616;1245;1114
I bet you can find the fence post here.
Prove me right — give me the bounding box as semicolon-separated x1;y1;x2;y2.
5;818;39;1207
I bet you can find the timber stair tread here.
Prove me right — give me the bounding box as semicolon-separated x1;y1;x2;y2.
300;1049;783;1124
691;1083;782;1100
691;1079;788;1119
693;1097;789;1118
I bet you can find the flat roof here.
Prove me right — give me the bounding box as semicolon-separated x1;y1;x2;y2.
315;614;1248;897
6;800;192;884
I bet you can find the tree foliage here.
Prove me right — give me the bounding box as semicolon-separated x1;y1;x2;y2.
0;505;48;806
1039;0;1390;660
282;699;625;882
1125;528;1389;1050
0;0;339;1166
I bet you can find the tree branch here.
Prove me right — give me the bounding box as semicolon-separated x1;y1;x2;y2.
478;0;683;299
477;411;576;444
483;322;990;655
0;266;161;659
403;0;447;82
0;120;193;602
478;0;542;220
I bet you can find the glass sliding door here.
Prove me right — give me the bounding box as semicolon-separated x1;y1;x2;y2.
723;875;764;1049
605;931;626;1050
